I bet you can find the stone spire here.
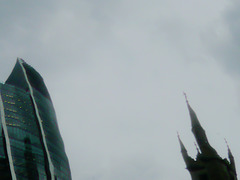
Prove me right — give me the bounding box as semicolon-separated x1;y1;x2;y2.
179;94;237;180
184;93;218;156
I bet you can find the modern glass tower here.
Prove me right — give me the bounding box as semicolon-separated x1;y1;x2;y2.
0;58;71;179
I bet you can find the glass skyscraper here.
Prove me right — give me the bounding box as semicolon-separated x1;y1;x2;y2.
0;58;71;179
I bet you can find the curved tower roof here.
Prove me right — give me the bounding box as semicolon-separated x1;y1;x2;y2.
0;58;71;180
6;58;51;101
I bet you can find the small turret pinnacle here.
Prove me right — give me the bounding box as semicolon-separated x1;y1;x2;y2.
224;139;231;153
177;132;195;169
225;139;237;177
177;132;187;153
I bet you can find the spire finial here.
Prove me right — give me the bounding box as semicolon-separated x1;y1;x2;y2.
177;131;182;144
183;92;189;105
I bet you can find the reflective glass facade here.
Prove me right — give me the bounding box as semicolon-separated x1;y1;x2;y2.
0;58;71;180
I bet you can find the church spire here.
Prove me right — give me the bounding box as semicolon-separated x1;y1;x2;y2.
183;93;218;156
179;95;238;179
184;93;203;129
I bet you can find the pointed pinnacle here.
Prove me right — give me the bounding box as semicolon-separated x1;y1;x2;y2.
224;138;233;157
177;132;187;153
224;138;230;149
184;95;201;128
224;138;237;176
177;131;180;138
183;92;192;112
177;131;181;143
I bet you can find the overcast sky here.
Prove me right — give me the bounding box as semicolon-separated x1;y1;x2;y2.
0;0;240;179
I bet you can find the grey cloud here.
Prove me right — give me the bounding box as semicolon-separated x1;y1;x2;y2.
204;1;240;76
0;1;238;180
222;2;240;74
